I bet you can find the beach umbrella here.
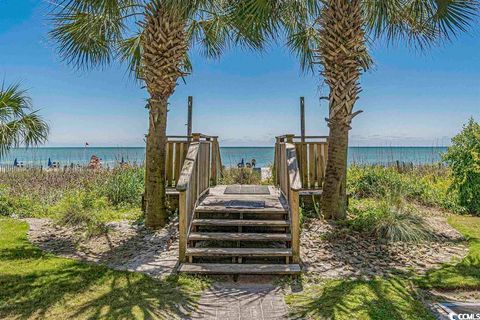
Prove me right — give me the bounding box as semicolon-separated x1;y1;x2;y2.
13;158;18;166
48;158;52;167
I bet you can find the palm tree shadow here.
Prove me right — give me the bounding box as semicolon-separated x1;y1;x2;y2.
0;223;197;320
288;277;431;320
69;273;199;319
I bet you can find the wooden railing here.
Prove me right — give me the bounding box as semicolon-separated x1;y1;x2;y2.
275;135;328;190
166;134;222;188
176;134;221;262
275;140;301;263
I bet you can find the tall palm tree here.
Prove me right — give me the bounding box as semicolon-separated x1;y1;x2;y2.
0;82;49;157
249;0;478;219
50;0;260;229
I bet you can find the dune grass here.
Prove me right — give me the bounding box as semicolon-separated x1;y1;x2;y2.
417;215;480;290
0;218;207;320
285;277;434;320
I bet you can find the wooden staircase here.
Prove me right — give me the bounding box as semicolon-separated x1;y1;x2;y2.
178;185;301;275
174;134;304;275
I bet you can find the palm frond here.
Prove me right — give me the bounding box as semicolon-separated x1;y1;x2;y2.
364;0;479;49
0;83;49;157
118;33;143;78
49;0;138;69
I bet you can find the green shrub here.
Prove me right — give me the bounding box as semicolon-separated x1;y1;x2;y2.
443;118;480;215
348;166;406;198
0;185;45;217
348;198;432;243
100;167;144;207
53;190;109;236
219;168;262;185
0;186;14;216
347;165;464;214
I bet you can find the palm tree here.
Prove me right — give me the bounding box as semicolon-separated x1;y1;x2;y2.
0;82;49;157
254;0;478;219
50;0;260;229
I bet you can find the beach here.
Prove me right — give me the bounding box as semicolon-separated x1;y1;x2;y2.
1;146;448;168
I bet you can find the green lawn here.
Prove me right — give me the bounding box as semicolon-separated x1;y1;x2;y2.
285;277;434;320
0;218;207;320
417;215;480;290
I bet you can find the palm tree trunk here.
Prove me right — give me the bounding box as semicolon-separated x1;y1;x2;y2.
142;5;187;229
318;0;369;219
144;97;168;228
321;118;349;219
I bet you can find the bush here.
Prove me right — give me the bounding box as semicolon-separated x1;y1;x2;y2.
0;185;44;217
347;165;464;214
100;167;144;207
443;118;480;215
0;186;14;216
219;168;262;185
348;166;405;198
53;190;109;237
348;198;432;243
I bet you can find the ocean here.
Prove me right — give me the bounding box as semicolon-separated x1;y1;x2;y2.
1;146;448;168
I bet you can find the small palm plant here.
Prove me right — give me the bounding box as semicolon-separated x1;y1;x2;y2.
254;0;479;219
49;0;260;228
0;82;49;157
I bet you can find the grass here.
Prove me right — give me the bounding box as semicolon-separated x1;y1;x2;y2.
417;215;480;290
0;218;208;319
218;167;263;185
347;198;432;243
285;277;434;320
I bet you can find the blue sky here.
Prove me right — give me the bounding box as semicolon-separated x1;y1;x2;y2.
1;1;479;147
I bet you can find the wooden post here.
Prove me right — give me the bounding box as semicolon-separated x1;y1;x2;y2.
285;134;295;143
274;137;280;185
300;97;305;143
290;190;300;263
178;191;187;262
187;96;193;140
191;133;201;142
211;137;218;186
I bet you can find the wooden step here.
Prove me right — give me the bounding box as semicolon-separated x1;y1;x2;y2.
179;263;301;274
188;232;291;241
186;248;292;257
195;207;288;214
192;219;290;227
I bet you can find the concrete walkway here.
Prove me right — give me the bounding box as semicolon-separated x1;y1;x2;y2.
189;281;289;320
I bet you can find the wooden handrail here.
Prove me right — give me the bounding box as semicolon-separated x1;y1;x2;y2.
274;133;329;263
274;134;328;190
176;137;221;262
166;133;221;188
176;143;199;191
276;135;329;140
167;134;219;140
286;143;302;191
274;141;302;263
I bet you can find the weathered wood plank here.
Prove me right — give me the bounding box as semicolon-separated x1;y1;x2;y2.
285;144;302;191
174;142;181;183
176;143;200;191
166;142;174;187
186;248;292;257
290;190;300;263
192;219;289;227
188;232;291;241
179;263;301;274
308;143;315;188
